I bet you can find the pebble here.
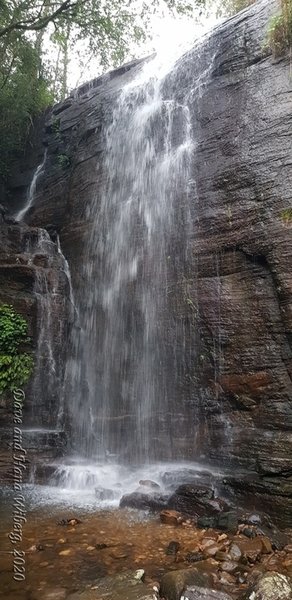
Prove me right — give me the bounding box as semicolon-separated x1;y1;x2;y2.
221;560;238;573
261;537;272;554
204;544;220;557
229;543;242;561
110;550;129;559
134;569;145;580
200;539;217;551
220;572;237;585
218;534;228;542
166;541;180;555
186;551;205;563
160;510;184;526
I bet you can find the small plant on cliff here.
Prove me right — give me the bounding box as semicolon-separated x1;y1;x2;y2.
0;304;34;394
52;117;62;140
267;0;292;57
280;208;292;224
57;153;71;169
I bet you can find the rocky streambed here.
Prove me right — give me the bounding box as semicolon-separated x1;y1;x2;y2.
0;477;292;600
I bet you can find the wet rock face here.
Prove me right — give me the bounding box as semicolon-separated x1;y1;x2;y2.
0;222;69;482
5;0;292;522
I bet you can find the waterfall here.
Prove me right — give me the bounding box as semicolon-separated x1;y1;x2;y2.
67;53;199;464
15;150;47;222
24;229;69;429
56;235;78;323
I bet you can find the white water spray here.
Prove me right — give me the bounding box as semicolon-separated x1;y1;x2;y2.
15;150;47;222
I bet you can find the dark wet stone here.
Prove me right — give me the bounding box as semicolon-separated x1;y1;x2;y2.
255;525;289;551
186;551;205;563
119;491;167;512
167;483;231;519
242;527;257;539
166;541;180;555
95;542;108;549
57;517;81;526
160;568;212;600
161;469;213;489
198;511;238;534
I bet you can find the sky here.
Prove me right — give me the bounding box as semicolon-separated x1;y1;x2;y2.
65;1;222;92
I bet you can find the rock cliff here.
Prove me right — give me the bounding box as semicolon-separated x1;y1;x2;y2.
1;0;292;524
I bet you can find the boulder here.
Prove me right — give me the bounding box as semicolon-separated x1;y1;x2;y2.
198;511;239;534
255;525;289;551
66;571;153;600
167;484;230;518
231;537;263;563
159;568;212;600
119;491;167;512
241;572;292;600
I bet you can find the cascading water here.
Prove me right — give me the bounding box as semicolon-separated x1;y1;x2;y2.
24;229;70;429
19;21;224;504
66;52;201;465
15;150;47;222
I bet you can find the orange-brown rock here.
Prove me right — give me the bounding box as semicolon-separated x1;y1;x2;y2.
260;537;273;555
235;538;264;563
160;510;184;527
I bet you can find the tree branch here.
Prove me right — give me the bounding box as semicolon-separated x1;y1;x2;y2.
0;0;78;37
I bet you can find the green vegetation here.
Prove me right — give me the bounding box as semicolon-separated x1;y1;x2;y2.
52;117;61;139
0;0;204;186
0;33;53;182
0;304;34;394
0;0;279;188
217;0;254;17
57;153;71;169
280;208;292;224
267;0;292;57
